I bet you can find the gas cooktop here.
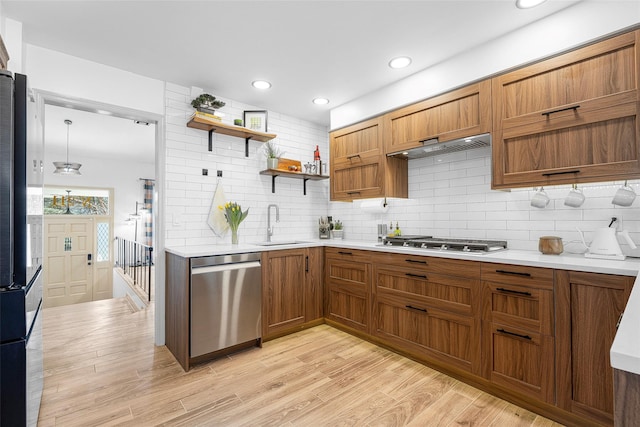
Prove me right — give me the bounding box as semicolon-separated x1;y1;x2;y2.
381;235;508;254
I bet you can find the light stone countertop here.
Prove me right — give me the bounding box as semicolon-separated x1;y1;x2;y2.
164;238;640;374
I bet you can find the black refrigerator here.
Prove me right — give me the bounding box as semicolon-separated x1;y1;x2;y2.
0;70;44;426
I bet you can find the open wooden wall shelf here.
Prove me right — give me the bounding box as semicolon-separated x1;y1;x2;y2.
187;114;277;156
259;169;328;195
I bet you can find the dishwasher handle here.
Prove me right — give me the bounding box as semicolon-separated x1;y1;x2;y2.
192;261;261;275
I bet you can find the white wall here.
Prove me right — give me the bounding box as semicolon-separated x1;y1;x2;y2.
330;1;640;130
25;44;164;116
164;83;329;247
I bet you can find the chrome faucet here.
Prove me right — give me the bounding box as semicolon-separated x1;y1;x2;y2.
267;204;280;242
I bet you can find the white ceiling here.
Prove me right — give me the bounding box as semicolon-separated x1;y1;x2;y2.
3;0;584;129
44;104;156;163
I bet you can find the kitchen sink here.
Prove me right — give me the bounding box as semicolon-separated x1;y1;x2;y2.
252;240;310;246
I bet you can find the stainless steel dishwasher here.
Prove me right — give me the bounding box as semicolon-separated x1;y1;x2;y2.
190;252;262;358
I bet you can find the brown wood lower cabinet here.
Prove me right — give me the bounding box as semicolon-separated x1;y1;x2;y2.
481;263;555;404
261;247;323;340
372;254;482;375
556;270;634;426
324;248;372;333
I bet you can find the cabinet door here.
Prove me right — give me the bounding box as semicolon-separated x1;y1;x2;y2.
262;249;306;337
482;321;555;403
385;80;492;154
556;271;634;426
329;117;407;201
492;30;640;189
324;250;371;332
305;246;324;322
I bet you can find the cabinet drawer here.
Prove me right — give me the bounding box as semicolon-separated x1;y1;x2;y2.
481;263;553;289
482;321;555;403
376;266;477;316
372;252;480;279
375;293;479;374
325;247;372;263
482;281;553;335
326;286;368;332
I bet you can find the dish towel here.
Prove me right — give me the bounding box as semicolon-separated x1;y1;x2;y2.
207;180;229;237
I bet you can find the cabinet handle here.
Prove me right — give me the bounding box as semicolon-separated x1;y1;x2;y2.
405;259;428;265
541;105;580;117
496;287;532;297
338;251;353;256
406;305;427;313
406;273;428;280
347;154;361;160
495;269;531;277
616;311;624;329
346;191;361;195
541;169;581;177
305;256;309;273
497;328;532;341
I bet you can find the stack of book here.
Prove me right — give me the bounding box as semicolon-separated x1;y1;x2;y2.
192;111;222;123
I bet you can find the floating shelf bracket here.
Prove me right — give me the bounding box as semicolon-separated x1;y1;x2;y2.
208;129;215;152
269;175;311;195
245;137;252;157
303;178;309;196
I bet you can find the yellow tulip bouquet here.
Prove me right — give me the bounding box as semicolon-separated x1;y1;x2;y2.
219;201;249;244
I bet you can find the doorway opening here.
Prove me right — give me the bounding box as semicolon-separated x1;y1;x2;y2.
38;91;162;332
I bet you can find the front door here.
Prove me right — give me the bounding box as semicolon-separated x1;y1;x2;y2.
43;217;94;308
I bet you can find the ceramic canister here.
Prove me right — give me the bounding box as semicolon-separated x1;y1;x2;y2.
539;236;564;255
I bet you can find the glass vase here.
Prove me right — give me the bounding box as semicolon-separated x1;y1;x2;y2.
231;227;239;245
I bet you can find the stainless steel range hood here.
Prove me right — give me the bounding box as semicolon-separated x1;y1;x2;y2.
387;133;491;160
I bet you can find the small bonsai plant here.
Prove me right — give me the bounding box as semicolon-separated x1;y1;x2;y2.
191;94;226;113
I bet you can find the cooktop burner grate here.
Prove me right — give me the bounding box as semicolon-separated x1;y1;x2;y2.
382;236;507;253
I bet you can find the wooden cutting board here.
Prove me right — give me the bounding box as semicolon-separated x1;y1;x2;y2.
275;158;302;172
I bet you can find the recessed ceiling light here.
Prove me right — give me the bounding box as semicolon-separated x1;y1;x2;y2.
252;80;272;89
312;98;330;105
388;56;412;69
515;0;547;9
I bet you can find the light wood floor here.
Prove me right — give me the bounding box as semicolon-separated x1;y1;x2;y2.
38;298;563;426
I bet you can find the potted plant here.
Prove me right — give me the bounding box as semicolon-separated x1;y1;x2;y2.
219;201;249;244
191;94;226;115
263;141;283;170
332;220;344;239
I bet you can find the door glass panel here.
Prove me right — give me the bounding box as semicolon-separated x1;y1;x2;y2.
44;187;109;215
96;222;109;262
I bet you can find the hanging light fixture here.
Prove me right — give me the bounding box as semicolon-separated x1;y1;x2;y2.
53;119;82;175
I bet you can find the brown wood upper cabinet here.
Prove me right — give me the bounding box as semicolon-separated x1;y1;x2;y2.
384;80;492;154
329;117;407;201
261;247;323;340
492;29;640;189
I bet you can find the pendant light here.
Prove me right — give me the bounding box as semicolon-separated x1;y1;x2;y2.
53;119;82;175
